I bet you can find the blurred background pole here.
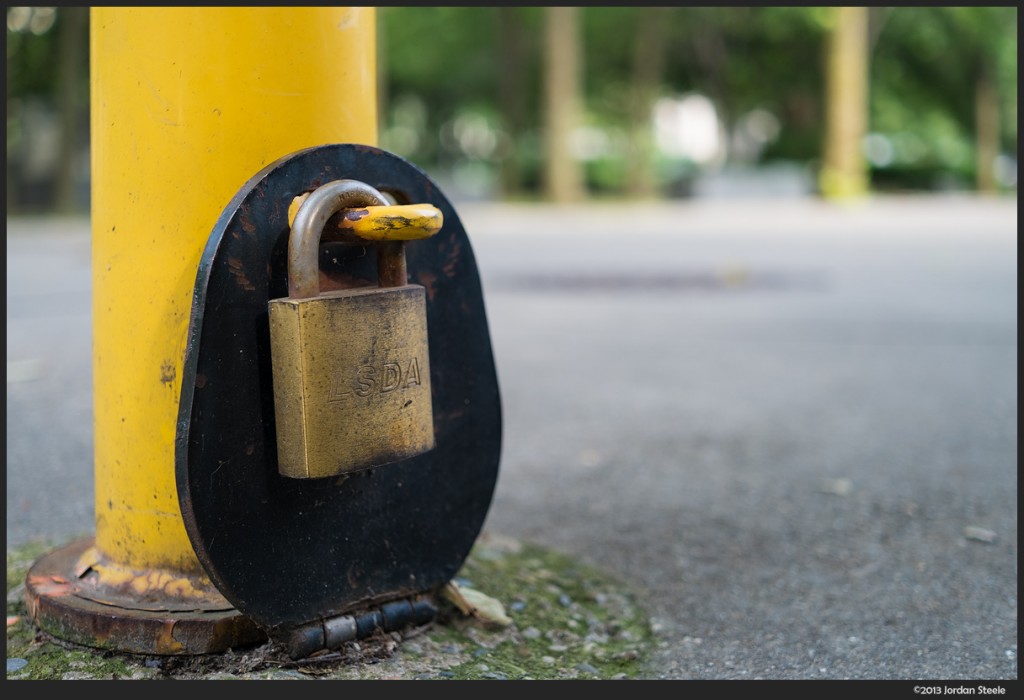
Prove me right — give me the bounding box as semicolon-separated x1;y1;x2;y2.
974;65;999;193
54;7;88;214
820;6;869;200
27;7;378;655
625;7;671;200
497;6;528;198
542;6;585;203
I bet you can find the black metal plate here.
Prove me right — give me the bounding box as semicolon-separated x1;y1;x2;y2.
175;144;502;638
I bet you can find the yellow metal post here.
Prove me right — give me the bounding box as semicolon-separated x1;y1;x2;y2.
26;6;378;655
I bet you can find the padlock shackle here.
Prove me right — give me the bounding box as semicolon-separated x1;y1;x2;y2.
288;179;389;299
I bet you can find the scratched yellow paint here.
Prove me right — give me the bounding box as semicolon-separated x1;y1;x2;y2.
73;545;226;604
340;204;443;240
288;197;444;240
91;8;377;574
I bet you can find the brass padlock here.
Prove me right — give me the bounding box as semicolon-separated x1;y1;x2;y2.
268;179;441;479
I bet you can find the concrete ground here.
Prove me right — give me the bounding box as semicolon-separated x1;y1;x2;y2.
6;193;1018;682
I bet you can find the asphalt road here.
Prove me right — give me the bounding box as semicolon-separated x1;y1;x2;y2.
6;194;1018;681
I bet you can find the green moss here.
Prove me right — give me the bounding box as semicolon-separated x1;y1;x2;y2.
7;539;50;660
7;538;51;593
430;536;652;680
6;534;653;680
7;644;156;681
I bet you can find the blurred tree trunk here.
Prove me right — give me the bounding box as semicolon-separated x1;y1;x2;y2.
542;6;585;203
55;7;88;214
6;37;15;215
497;6;527;198
974;64;998;193
625;7;671;199
688;9;729;123
820;6;869;200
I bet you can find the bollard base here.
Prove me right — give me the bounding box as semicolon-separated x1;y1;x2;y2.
23;537;266;656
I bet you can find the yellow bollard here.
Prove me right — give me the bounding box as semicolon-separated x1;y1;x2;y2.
26;6;378;655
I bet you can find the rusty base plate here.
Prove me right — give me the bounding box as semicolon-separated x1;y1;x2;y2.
24;538;266;656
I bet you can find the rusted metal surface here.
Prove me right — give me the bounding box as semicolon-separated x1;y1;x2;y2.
24;538;266;655
375;241;408;288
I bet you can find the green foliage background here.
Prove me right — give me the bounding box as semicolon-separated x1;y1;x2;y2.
6;6;1018;211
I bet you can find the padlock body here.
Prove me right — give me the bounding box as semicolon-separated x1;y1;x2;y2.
269;285;434;478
